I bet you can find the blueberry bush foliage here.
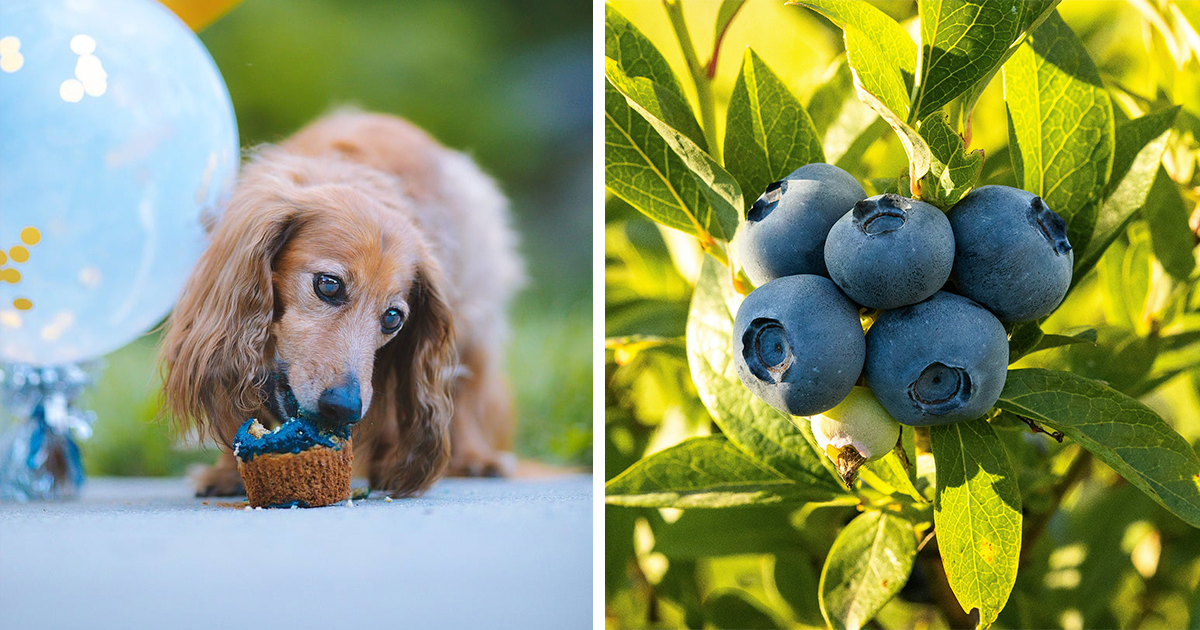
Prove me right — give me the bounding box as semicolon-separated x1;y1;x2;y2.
605;1;1200;628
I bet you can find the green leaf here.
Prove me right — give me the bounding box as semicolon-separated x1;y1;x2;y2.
1005;105;1023;186
1033;328;1098;352
807;59;890;171
861;447;925;503
686;255;848;494
845;24;931;191
819;510;917;630
916;112;984;208
1007;321;1044;364
604;78;741;244
724;48;825;214
799;1;932;192
1011;325;1099;363
775;552;825;627
705;591;783;630
604;435;847;508
604;3;696;134
844;24;912;123
958;1;1060;136
1074;107;1179;285
605;58;708;152
930;419;1022;630
913;1;1027;122
605;297;688;338
1142;165;1196;280
794;0;917;84
1003;10;1114;257
653;507;799;558
1106;106;1180;197
996;368;1200;528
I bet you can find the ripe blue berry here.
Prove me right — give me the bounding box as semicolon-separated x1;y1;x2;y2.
824;193;955;309
948;185;1073;322
735;163;866;286
733;274;865;416
864;291;1008;426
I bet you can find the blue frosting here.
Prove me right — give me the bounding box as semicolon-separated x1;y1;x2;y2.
233;413;351;463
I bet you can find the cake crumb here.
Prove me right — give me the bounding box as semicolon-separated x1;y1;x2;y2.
243;505;252;511
248;420;268;439
346;498;355;508
384;496;393;503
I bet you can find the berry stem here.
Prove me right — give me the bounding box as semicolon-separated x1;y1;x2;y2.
663;0;722;164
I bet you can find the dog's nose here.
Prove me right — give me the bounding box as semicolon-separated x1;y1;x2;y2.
318;374;362;426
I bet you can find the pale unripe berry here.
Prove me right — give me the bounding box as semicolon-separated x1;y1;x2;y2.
809;386;901;487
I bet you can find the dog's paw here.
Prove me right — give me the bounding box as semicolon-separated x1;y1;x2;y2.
447;450;516;478
190;463;246;497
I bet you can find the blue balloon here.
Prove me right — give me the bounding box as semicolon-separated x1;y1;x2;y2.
0;0;238;365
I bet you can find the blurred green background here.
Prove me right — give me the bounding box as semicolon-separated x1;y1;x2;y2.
606;0;1200;628
82;0;592;476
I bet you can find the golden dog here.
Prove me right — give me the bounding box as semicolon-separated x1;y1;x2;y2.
160;111;523;497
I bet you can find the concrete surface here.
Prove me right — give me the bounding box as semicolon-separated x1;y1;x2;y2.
0;475;592;630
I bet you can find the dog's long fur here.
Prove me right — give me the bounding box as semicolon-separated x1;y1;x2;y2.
160;111;522;497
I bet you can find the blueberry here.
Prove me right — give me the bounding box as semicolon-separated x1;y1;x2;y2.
824;193;955;309
810;386;901;487
864;291;1008;426
948;185;1073;322
733;274;865;416
735;163;866;285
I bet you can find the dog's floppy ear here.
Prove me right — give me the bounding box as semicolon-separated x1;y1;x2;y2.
160;176;304;445
372;259;455;497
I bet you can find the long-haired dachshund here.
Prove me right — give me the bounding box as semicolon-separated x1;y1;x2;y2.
160;110;523;497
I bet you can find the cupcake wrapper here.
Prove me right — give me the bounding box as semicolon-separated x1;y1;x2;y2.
237;438;353;508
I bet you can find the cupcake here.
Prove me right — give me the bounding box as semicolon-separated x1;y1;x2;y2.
233;415;353;508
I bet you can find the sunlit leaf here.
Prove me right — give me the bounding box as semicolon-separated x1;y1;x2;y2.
861;439;925;503
931;419;1022;630
807;59;889;170
605;59;708;152
913;0;1027;122
997;368;1200;528
843;24;911;123
793;0;917;85
604;435;844;508
724;48;824;214
604;3;702;147
604;78;741;243
959;1;1060;134
819;510;917;630
1074;106;1178;285
1142;165;1196;280
915;112;984;208
1003;10;1114;257
845;25;930;191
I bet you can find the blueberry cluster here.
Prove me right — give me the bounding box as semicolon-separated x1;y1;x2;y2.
732;164;1073;434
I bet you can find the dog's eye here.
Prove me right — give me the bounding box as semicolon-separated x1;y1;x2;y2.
381;307;405;334
313;273;346;304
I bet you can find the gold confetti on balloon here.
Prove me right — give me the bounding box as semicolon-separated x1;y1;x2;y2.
0;226;39;310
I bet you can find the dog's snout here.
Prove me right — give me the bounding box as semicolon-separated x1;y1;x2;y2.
318;374;362;426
